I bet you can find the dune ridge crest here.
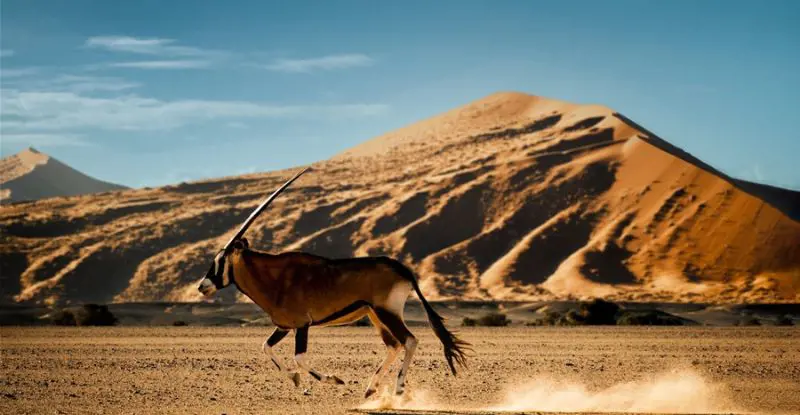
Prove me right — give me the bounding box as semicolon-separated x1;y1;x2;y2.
1;147;127;204
1;92;798;305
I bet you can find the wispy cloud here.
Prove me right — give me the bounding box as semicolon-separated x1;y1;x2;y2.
1;67;40;78
738;163;767;183
0;49;15;58
0;133;89;147
51;75;141;92
85;36;214;57
263;54;374;73
108;60;212;69
1;89;389;132
86;36;223;70
226;121;249;129
4;74;140;93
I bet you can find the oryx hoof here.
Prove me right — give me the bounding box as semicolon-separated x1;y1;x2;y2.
290;372;301;388
326;375;345;385
364;388;377;399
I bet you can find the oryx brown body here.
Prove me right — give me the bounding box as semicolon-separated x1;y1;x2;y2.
231;248;409;329
197;168;470;398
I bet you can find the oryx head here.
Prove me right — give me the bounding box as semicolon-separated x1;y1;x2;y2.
198;167;309;297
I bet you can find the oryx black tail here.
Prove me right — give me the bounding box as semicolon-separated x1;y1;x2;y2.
389;260;472;375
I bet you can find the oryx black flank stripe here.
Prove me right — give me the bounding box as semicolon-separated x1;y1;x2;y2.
310;300;371;326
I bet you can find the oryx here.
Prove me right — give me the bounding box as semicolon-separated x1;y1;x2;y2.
198;167;470;398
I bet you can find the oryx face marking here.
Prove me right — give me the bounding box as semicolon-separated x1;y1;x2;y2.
196;167;309;299
198;250;231;297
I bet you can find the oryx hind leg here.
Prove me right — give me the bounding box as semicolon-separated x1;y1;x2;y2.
293;326;345;386
262;327;301;387
374;307;416;396
363;310;401;399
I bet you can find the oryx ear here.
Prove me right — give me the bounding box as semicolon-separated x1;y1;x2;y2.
232;237;249;250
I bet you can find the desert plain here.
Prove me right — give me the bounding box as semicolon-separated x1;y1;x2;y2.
2;324;798;415
2;92;799;415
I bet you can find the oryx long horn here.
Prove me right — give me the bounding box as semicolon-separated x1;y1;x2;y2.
222;167;310;252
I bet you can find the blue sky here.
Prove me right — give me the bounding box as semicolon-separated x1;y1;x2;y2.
1;0;798;189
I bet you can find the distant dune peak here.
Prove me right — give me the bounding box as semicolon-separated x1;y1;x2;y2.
0;148;127;204
1;91;798;305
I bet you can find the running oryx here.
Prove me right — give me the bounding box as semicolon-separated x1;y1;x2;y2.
198;167;470;398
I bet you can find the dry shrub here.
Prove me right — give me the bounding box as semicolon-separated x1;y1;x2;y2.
51;304;117;326
531;299;692;326
463;312;510;327
616;310;687;326
580;299;620;325
737;317;761;326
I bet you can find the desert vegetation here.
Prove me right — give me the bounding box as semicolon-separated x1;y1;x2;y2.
50;304;117;326
530;299;694;326
462;312;511;327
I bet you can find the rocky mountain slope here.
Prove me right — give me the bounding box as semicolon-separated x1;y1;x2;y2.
0;147;127;203
1;92;798;305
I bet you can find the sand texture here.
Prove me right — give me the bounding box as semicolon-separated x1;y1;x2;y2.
1;92;798;304
1;326;797;414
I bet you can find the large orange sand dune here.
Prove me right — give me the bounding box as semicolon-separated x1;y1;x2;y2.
1;92;798;304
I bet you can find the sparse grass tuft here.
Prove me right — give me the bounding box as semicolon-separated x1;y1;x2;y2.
462;312;510;327
737;317;762;326
616;310;687;326
530;299;693;326
51;304;118;326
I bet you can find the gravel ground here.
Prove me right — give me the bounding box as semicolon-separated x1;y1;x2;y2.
1;327;798;414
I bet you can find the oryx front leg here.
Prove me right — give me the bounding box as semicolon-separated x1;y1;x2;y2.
262;327;301;387
294;326;345;386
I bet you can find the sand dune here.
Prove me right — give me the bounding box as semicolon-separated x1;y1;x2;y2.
0;147;126;204
1;92;798;304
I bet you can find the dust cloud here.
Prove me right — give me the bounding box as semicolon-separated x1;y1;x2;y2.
487;368;740;414
359;387;442;411
358;369;742;414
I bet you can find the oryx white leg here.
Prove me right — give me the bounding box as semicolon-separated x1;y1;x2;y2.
395;336;417;396
294;327;345;386
373;307;417;396
262;327;300;387
364;345;400;398
364;311;403;399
